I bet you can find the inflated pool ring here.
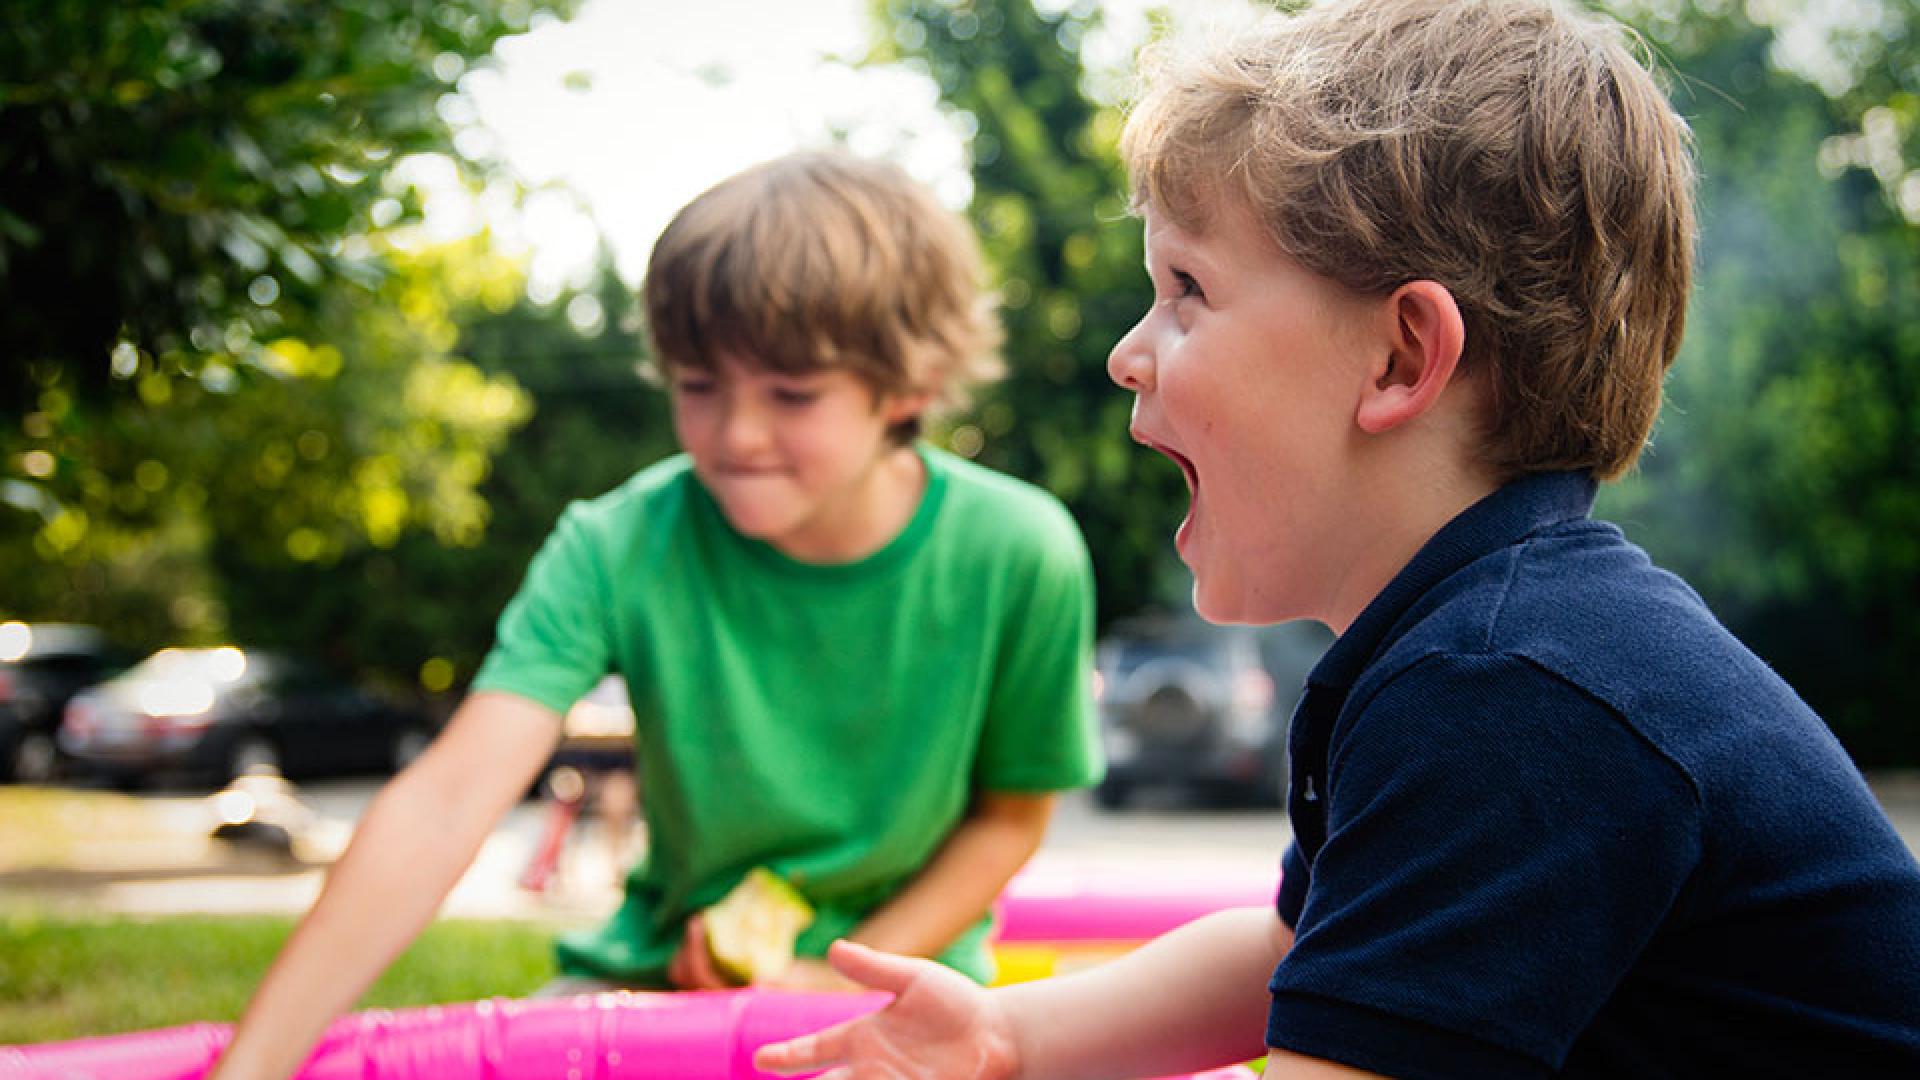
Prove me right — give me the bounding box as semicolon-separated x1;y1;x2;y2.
0;988;1258;1080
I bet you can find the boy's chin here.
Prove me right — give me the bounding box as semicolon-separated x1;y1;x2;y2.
1190;581;1253;626
1191;579;1292;627
714;506;798;543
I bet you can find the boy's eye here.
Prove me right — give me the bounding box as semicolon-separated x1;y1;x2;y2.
674;377;717;396
1172;268;1204;301
772;387;821;407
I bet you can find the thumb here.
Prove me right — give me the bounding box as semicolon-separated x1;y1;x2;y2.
825;939;925;996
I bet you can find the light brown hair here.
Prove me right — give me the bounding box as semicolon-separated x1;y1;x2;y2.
643;150;1003;441
1122;0;1696;480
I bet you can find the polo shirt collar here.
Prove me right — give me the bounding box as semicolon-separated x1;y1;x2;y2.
1308;470;1598;690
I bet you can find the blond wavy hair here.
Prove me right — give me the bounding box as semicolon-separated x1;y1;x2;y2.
1122;0;1696;480
643;150;1003;440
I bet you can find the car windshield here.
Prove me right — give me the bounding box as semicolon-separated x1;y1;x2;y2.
127;647;260;687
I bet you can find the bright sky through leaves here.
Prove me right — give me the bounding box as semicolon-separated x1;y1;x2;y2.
419;0;1258;295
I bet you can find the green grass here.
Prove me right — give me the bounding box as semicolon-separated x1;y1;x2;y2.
0;909;557;1044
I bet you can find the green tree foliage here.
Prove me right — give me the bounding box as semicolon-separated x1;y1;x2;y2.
0;0;570;415
276;256;674;697
0;0;580;676
874;0;1186;626
8;237;533;658
1601;2;1920;764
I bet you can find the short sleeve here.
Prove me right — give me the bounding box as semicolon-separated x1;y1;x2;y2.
1277;842;1308;929
470;501;615;715
1266;652;1702;1076
971;504;1103;793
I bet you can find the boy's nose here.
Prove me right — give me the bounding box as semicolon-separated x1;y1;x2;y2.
719;399;771;454
1107;319;1155;392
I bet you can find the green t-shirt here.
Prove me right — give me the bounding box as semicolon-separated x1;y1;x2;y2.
471;445;1102;985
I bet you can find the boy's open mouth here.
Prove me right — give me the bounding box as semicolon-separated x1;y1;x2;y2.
1139;435;1201;556
1133;432;1199;501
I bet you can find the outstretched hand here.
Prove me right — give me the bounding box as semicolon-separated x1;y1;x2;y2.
754;940;1020;1080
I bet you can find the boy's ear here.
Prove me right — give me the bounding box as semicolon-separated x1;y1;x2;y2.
881;389;935;425
1355;280;1466;435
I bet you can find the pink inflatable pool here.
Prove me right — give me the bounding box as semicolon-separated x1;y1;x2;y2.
995;861;1279;942
2;861;1280;1077
989;859;1280;983
0;989;1258;1080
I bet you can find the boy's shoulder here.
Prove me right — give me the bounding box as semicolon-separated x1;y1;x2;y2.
926;446;1089;558
567;454;698;521
1367;511;1821;770
541;455;702;557
930;446;1070;513
1387;514;1688;650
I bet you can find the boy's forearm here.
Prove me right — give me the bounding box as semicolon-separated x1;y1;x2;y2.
848;791;1055;959
211;777;486;1077
1000;905;1288;1080
210;693;558;1079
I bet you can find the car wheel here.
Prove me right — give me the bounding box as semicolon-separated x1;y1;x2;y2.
228;733;283;780
1092;775;1132;811
390;727;431;771
10;732;59;785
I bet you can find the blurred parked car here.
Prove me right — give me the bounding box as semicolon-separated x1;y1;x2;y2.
552;675;637;773
58;646;433;787
0;621;132;783
1093;615;1331;809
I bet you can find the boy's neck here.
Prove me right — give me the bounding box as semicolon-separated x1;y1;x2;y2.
766;443;928;565
1322;454;1502;636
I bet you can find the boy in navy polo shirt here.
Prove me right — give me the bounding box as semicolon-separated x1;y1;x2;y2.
758;1;1920;1077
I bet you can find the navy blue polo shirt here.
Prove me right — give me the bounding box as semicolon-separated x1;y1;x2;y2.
1268;471;1920;1078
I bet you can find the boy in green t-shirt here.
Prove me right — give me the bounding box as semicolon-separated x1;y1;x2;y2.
208;150;1103;1080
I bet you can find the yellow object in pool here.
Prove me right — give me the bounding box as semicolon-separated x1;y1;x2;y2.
706;867;815;984
991;941;1141;985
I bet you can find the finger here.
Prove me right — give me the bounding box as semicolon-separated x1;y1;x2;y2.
753;1021;851;1075
683;914;733;989
669;948;702;991
825;939;927;996
667;919;700;990
671;916;723;990
668;947;690;990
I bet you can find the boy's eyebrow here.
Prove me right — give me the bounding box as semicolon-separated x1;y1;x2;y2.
1141;223;1180;270
1145;224;1219;281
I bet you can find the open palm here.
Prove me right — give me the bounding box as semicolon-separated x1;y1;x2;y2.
754;940;1020;1080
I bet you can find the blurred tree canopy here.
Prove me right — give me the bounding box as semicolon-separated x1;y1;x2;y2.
214;254;670;692
877;0;1919;764
0;0;591;691
0;0;574;413
1602;0;1920;763
874;0;1185;627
